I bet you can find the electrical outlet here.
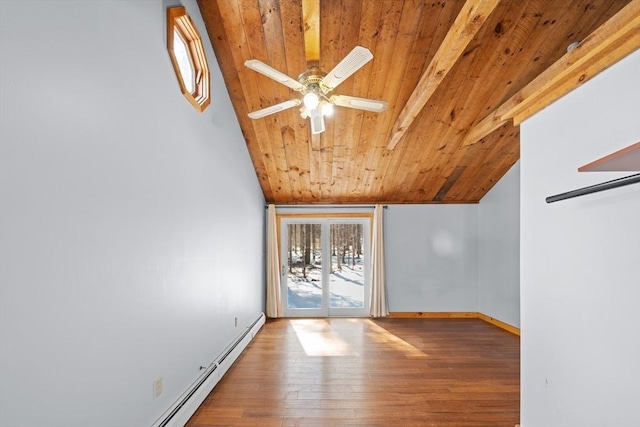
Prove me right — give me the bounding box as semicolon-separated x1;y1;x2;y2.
153;377;163;398
234;317;238;327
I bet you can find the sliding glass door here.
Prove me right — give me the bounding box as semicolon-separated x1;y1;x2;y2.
281;218;370;317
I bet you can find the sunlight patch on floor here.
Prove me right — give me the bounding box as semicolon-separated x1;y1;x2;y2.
364;320;428;358
290;319;358;356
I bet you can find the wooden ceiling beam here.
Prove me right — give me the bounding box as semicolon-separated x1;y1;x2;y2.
385;0;501;150
462;0;640;147
302;0;320;64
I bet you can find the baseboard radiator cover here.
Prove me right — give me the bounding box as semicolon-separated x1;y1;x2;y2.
152;312;266;427
217;312;265;377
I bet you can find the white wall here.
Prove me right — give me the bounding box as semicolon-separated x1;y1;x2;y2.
478;161;520;327
385;205;479;312
520;51;639;427
0;1;265;426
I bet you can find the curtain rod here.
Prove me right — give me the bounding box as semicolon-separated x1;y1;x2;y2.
546;173;640;203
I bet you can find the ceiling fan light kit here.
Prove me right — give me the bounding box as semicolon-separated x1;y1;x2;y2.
321;101;334;117
303;92;320;110
309;108;326;134
244;46;387;134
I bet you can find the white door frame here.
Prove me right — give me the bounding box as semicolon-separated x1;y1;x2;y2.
280;217;371;317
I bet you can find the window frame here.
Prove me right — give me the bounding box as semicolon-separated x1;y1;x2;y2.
167;6;210;112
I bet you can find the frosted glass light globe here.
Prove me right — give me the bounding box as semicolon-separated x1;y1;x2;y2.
321;102;334;116
303;92;320;110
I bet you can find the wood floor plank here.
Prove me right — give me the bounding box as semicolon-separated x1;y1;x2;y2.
186;318;520;426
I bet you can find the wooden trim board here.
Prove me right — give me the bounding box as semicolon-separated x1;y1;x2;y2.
578;141;640;172
388;312;520;336
388;311;478;319
477;313;521;336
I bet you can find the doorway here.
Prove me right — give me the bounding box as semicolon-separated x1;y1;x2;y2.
280;217;371;317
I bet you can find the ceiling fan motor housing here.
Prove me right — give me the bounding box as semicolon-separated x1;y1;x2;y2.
297;67;328;95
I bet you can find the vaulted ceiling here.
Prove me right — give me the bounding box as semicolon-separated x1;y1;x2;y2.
197;0;637;204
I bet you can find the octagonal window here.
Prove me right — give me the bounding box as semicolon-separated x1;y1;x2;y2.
167;7;210;112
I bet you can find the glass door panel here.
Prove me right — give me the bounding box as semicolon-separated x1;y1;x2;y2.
284;223;324;315
329;224;365;309
281;218;370;317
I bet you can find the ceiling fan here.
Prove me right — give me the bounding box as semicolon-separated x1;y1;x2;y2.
244;46;388;134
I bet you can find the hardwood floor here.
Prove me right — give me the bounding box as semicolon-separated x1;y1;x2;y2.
186;318;520;427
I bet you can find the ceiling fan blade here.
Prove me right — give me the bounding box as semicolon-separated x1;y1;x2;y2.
244;59;305;91
330;95;388;113
248;99;302;119
320;46;373;91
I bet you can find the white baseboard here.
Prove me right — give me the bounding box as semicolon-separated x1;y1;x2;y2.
159;365;220;427
152;312;266;427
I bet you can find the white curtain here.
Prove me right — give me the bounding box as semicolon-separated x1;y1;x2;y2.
266;204;282;318
370;204;389;317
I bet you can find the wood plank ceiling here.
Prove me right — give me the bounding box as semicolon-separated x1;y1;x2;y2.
197;0;635;204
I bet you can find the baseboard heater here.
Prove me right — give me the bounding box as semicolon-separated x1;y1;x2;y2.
152;312;266;427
